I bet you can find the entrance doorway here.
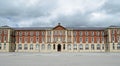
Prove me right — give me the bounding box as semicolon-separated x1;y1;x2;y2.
57;44;61;52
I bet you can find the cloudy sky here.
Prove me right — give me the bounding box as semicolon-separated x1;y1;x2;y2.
0;0;120;27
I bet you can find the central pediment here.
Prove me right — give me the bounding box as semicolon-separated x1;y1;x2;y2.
53;23;66;30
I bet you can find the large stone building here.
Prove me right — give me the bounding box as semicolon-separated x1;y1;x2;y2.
0;23;120;52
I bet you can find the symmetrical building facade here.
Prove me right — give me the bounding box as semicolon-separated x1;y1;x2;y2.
0;23;120;52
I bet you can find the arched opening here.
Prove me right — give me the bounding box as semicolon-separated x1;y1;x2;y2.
57;44;61;52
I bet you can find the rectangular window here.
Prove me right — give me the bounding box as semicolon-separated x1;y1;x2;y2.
0;30;2;34
86;37;88;43
86;32;88;36
4;30;7;34
19;32;22;36
102;32;104;36
112;30;115;34
80;37;82;43
73;31;77;36
92;37;94;42
42;31;45;36
79;32;82;36
30;32;33;36
36;31;39;36
92;32;94;36
67;31;71;36
25;32;28;36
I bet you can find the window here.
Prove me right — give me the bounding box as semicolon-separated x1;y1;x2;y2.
36;31;39;36
85;44;89;50
19;37;22;43
36;37;39;43
80;37;82;43
79;32;82;36
42;37;45;42
63;44;65;50
117;43;120;50
0;43;1;49
73;44;77;50
30;32;33;36
25;32;28;36
30;37;33;43
86;37;88;43
0;36;1;42
97;38;100;43
67;44;71;50
91;44;94;50
36;44;40;50
4;30;7;34
68;31;71;36
18;44;22;50
117;37;119;42
97;32;100;36
59;31;62;35
74;37;76;42
112;36;114;42
47;44;51;50
86;32;88;36
42;31;45;36
92;32;94;36
112;30;115;34
102;37;104;42
53;44;55;50
24;44;28;50
102;44;104;50
0;30;2;34
19;32;22;36
41;44;45;50
79;44;83;50
47;37;51;42
97;44;101;50
24;37;28;43
102;32;104;36
91;37;94;43
113;43;115;50
30;44;33;50
4;36;7;42
4;43;6;49
73;31;77;36
68;37;71;42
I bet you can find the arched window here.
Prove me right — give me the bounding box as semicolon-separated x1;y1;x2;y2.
85;44;89;50
36;44;40;50
53;44;55;50
41;44;45;50
67;44;71;50
24;44;28;50
113;43;115;50
79;44;83;50
97;44;101;50
63;44;65;50
4;43;6;49
30;44;33;50
91;44;94;50
18;44;22;50
0;43;2;49
102;44;104;50
73;44;77;50
47;44;51;50
117;43;120;50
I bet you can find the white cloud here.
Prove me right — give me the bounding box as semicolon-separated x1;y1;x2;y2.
0;0;120;27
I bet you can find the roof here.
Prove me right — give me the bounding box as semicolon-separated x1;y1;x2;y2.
13;27;106;30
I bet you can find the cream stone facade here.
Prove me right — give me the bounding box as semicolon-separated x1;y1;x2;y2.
0;23;120;52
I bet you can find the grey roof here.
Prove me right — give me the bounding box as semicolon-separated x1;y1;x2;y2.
13;27;106;30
